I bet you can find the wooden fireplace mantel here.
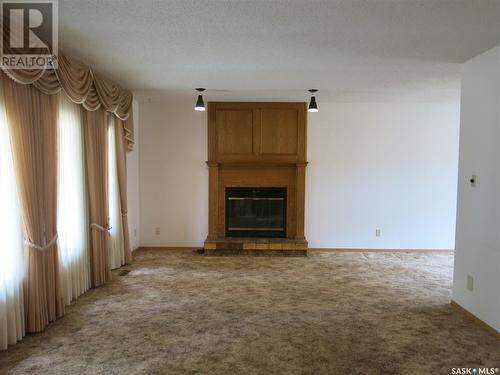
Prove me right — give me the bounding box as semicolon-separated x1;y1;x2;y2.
204;102;308;254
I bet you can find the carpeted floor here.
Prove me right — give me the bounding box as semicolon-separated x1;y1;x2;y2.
0;249;498;374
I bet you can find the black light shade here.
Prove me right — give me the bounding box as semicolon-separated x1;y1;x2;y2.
194;88;206;111
195;94;205;111
308;89;318;113
308;96;318;112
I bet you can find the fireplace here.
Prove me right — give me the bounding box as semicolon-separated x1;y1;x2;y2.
225;187;286;238
204;102;308;254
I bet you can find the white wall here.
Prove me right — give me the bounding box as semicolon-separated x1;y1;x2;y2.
139;100;208;247
138;98;460;250
127;99;141;250
452;46;500;332
307;102;459;249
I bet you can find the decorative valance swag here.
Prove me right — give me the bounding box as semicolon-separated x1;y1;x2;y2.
0;51;134;151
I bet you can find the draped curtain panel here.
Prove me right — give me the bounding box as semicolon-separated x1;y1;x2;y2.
0;75;25;349
57;94;91;304
83;109;111;287
108;117;125;269
2;76;64;333
0;50;134;151
114;118;132;264
0;48;134;346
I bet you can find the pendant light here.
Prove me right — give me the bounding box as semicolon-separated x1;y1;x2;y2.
194;88;206;111
308;89;318;113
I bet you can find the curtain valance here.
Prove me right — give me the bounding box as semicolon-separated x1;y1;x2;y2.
0;51;134;151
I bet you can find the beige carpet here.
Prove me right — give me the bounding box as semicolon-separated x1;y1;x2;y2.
0;249;498;374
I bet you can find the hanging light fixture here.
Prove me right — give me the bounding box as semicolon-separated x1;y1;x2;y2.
308;89;318;113
194;88;206;111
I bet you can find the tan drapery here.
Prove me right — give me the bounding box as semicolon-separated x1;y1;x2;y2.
2;75;64;332
57;94;92;304
114;118;132;264
1;50;134;151
83;109;111;287
0;47;135;342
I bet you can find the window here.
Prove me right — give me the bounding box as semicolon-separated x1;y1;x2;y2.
57;94;90;304
0;80;24;350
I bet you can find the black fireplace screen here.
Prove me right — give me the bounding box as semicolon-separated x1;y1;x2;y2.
225;187;286;238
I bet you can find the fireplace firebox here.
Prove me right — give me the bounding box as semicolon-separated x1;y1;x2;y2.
225;187;286;238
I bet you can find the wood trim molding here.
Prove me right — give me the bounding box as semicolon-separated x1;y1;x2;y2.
450;300;500;338
134;247;200;251
136;247;454;254
309;248;454;253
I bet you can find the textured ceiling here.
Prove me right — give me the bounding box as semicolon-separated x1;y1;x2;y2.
59;0;500;101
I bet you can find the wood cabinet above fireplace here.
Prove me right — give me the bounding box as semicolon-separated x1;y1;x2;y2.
208;102;307;164
205;102;308;255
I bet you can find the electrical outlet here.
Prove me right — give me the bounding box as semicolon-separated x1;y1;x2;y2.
466;274;474;291
155;227;160;235
375;229;381;237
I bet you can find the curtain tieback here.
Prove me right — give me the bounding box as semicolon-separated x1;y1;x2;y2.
25;233;58;251
121;210;128;217
90;223;112;232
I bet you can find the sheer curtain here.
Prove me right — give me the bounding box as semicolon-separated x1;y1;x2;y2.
108;116;125;269
0;76;24;350
57;95;91;304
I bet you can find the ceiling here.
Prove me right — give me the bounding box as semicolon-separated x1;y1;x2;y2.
59;0;500;101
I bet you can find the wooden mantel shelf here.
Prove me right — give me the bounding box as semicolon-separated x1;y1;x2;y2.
204;102;308;254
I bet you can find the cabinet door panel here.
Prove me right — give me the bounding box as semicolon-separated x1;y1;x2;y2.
216;109;253;155
260;109;298;155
